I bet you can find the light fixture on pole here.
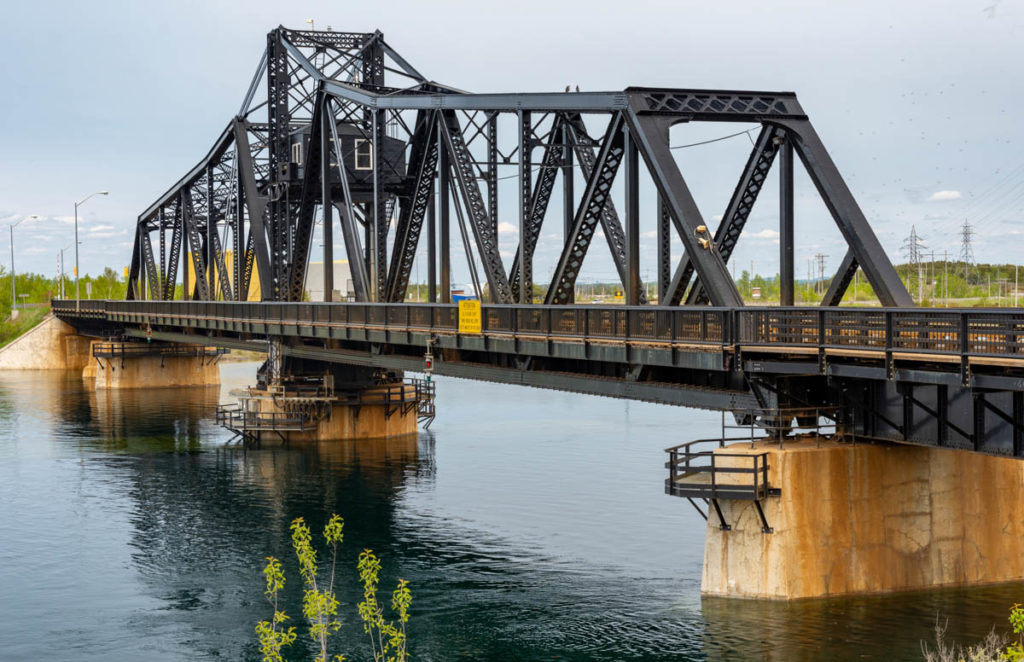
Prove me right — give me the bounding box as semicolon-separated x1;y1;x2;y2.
74;191;109;312
305;18;314;30
9;214;39;318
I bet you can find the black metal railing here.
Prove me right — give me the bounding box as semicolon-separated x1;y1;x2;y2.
50;299;1024;360
92;342;224;359
664;438;772;501
215;404;316;432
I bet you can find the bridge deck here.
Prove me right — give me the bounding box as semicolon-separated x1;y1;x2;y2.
54;300;1024;458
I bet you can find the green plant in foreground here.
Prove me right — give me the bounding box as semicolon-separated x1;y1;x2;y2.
291;515;345;662
255;515;412;662
357;549;412;662
255;556;297;662
1007;603;1024;661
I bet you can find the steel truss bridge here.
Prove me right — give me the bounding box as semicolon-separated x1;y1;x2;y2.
54;26;1024;459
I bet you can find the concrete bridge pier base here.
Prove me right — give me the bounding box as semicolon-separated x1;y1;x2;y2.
82;340;222;390
701;439;1024;600
219;361;432;443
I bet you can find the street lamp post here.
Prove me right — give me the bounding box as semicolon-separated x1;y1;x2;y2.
74;191;109;311
9;214;39;318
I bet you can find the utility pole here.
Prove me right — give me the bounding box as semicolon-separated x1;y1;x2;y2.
901;225;926;303
944;250;949;308
813;253;827;296
959;220;975;282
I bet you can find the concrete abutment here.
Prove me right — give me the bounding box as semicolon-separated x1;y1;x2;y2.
701;439;1024;600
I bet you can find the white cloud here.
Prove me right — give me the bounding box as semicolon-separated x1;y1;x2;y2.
712;214;723;222
749;228;780;240
497;221;518;235
927;190;962;202
499;249;514;259
89;224;115;233
640;230;657;239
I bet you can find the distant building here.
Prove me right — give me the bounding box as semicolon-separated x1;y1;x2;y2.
305;260;354;301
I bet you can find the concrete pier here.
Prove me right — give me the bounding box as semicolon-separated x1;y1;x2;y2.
237;383;420;442
217;360;432;443
82;341;221;389
701;439;1024;599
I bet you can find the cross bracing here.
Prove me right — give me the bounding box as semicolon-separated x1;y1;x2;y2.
128;26;912;309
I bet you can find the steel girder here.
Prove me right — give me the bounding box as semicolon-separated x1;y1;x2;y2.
564;114;648;304
285;91;326;302
623;103;744;307
773;118;913;308
163;203;184;301
326;100;370;301
232;119;272;298
386;110;439;302
821;248;859;306
509;114;563;300
677;125;784;306
439;110;512;303
181;188;211;301
546;113;627;305
129;25;908;314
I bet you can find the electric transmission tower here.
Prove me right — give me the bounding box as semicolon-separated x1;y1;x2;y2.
902;225;927;302
958;220;976;282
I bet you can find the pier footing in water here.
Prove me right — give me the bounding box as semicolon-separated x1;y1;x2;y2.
82;340;222;389
701;439;1024;599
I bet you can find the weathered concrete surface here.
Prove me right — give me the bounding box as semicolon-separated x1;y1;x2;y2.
0;314;92;370
247;386;418;441
702;439;1024;600
86;342;220;390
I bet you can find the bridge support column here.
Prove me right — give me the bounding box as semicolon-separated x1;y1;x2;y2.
83;340;222;390
701;439;1024;599
218;362;432;443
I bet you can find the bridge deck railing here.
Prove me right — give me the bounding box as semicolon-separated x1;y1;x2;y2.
52;300;1024;360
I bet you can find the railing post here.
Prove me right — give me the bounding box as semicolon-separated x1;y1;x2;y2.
960;312;970;385
885;310;894;380
710;453;716;498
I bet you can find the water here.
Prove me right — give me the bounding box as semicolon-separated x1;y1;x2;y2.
0;364;1019;661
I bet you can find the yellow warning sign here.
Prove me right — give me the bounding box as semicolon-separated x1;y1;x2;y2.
123;267;129;279
458;299;482;334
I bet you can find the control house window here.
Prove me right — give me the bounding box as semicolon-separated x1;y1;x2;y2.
354;139;373;170
291;141;302;165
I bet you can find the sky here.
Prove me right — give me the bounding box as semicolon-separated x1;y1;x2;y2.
1;0;1023;287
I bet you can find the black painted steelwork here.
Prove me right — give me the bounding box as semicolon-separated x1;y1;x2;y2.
126;26;911;310
96;26;1024;466
55;300;1024;460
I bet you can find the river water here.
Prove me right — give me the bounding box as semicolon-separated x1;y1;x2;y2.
0;363;1019;661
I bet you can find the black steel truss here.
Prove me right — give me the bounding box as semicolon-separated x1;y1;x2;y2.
127;26;910;312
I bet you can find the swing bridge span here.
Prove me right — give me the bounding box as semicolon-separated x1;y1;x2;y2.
53;26;1024;462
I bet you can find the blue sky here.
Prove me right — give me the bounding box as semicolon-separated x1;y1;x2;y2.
1;0;1022;284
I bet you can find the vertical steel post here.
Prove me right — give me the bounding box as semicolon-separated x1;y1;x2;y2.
657;197;670;302
561;119;575;303
624;125;641;305
159;210;166;298
439;127;451;303
779;138;795;306
206;166;215;299
427;185;436;303
518;109;531;303
235;169;244;300
372;109;387;301
487;113;498;243
321;105;334;301
182;211;190;301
